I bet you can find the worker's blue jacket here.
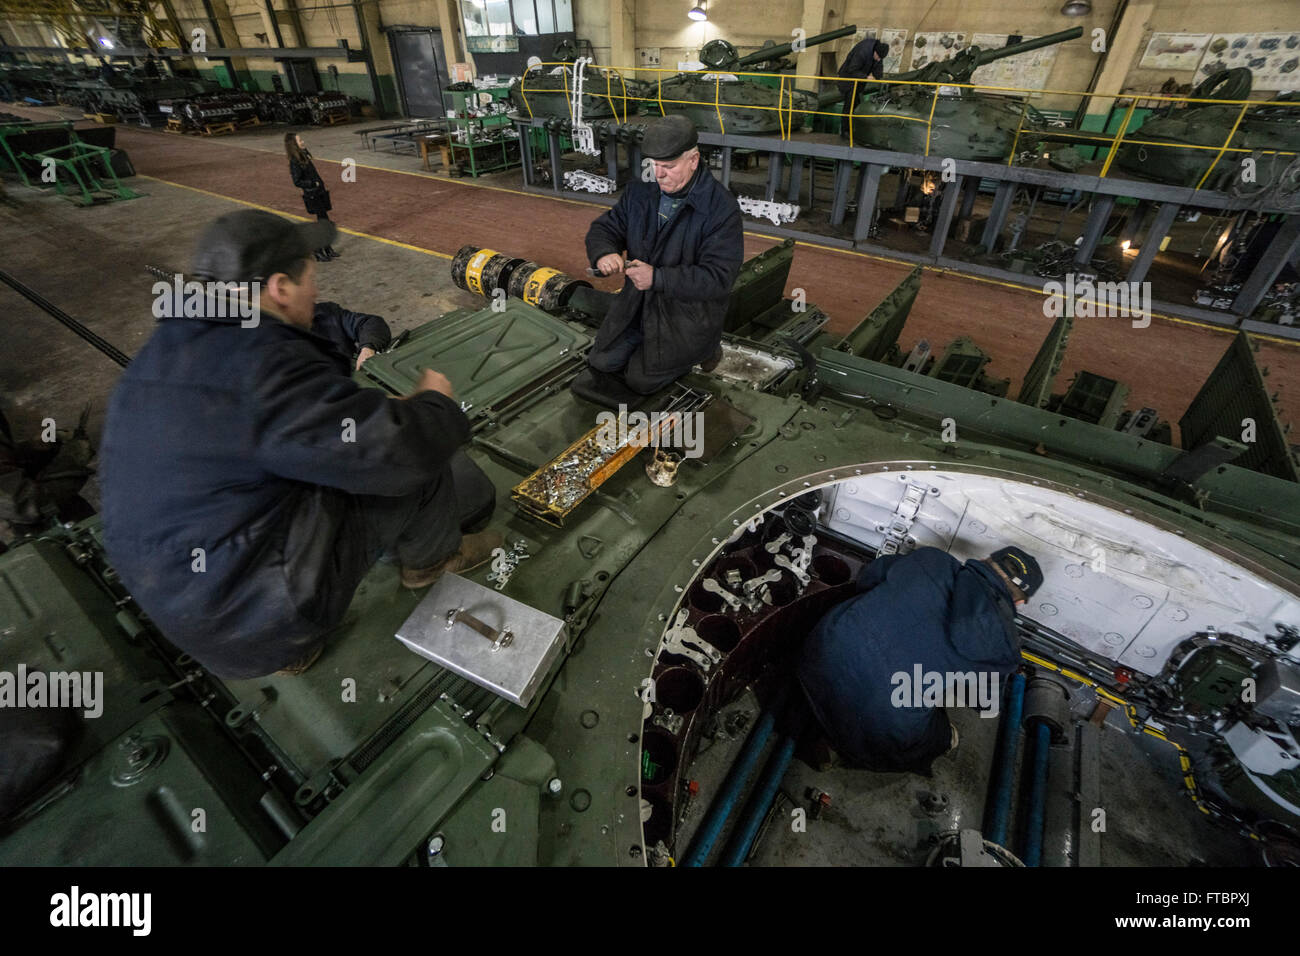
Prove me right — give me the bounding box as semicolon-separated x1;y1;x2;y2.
311;301;391;360
798;547;1021;772
100;302;466;678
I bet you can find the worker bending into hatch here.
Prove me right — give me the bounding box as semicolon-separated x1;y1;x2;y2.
577;115;744;398
799;545;1043;774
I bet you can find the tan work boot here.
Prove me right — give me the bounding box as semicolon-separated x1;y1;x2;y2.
401;531;504;589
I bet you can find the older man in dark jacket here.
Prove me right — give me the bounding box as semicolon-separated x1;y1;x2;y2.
799;545;1041;773
579;115;744;397
100;210;499;679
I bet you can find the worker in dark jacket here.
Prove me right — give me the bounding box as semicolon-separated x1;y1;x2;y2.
100;210;500;680
285;132;339;261
578;115;743;397
799;545;1042;774
312;300;391;369
837;38;889;139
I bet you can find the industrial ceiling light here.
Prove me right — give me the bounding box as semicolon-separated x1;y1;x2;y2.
688;4;707;21
1060;0;1092;15
97;37;114;48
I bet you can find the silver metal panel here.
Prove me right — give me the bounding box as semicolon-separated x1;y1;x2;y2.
395;574;566;708
1256;659;1300;725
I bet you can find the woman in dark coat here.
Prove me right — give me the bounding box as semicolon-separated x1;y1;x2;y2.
285;132;339;261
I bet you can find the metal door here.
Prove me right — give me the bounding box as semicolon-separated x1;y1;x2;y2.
390;29;449;119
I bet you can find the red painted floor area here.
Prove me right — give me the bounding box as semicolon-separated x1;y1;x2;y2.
114;126;1297;430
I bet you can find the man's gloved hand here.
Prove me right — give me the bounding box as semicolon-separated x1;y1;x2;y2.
595;253;625;276
355;346;376;370
626;259;654;291
410;368;455;399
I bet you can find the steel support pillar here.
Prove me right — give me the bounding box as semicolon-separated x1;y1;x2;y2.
853;162;884;244
929;174;965;259
958;174;979;222
1232;214;1300;316
829;159;854;226
981;182;1015;253
787;156;806;205
766;151;783;201
548;130;563;194
1125;201;1180;285
1074;194;1115;267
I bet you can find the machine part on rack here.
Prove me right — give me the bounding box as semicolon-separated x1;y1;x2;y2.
701;577;745;613
568;57;600;156
737;196;800;225
646;448;684;487
563;169;616;193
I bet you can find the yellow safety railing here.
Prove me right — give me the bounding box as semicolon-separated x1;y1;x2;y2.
513;61;1298;183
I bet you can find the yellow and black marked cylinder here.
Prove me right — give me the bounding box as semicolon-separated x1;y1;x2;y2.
508;262;592;312
450;244;528;299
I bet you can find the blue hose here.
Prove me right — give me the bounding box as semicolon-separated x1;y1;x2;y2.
1022;720;1052;867
720;733;799;866
682;705;778;867
985;672;1026;847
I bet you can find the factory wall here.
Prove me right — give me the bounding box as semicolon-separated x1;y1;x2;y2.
3;0;1298;117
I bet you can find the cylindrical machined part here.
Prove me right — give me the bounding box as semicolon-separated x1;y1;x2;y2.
451;245;528;299
1022;677;1071;743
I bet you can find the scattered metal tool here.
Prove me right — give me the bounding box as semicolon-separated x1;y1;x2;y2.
485;539;531;590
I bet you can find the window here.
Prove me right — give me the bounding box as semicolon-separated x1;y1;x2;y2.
513;0;538;35
462;0;570;39
462;0;488;36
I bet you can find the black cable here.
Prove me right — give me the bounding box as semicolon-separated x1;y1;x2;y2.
0;269;131;368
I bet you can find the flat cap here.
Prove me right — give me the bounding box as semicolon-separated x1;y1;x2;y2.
191;209;335;282
989;546;1044;599
642;114;698;160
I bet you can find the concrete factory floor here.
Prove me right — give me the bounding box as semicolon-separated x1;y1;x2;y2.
2;105;1298;509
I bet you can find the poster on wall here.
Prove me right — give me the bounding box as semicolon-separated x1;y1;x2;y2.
910;32;967;72
1195;33;1300;92
969;33;1061;95
851;27;909;74
1139;33;1212;71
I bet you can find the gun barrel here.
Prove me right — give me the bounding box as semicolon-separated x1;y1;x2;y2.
971;27;1083;67
732;24;858;68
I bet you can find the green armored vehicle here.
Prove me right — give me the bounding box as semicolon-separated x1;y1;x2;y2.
847;28;1083;160
1113;67;1300;190
3;243;1299;867
654;26;856;134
